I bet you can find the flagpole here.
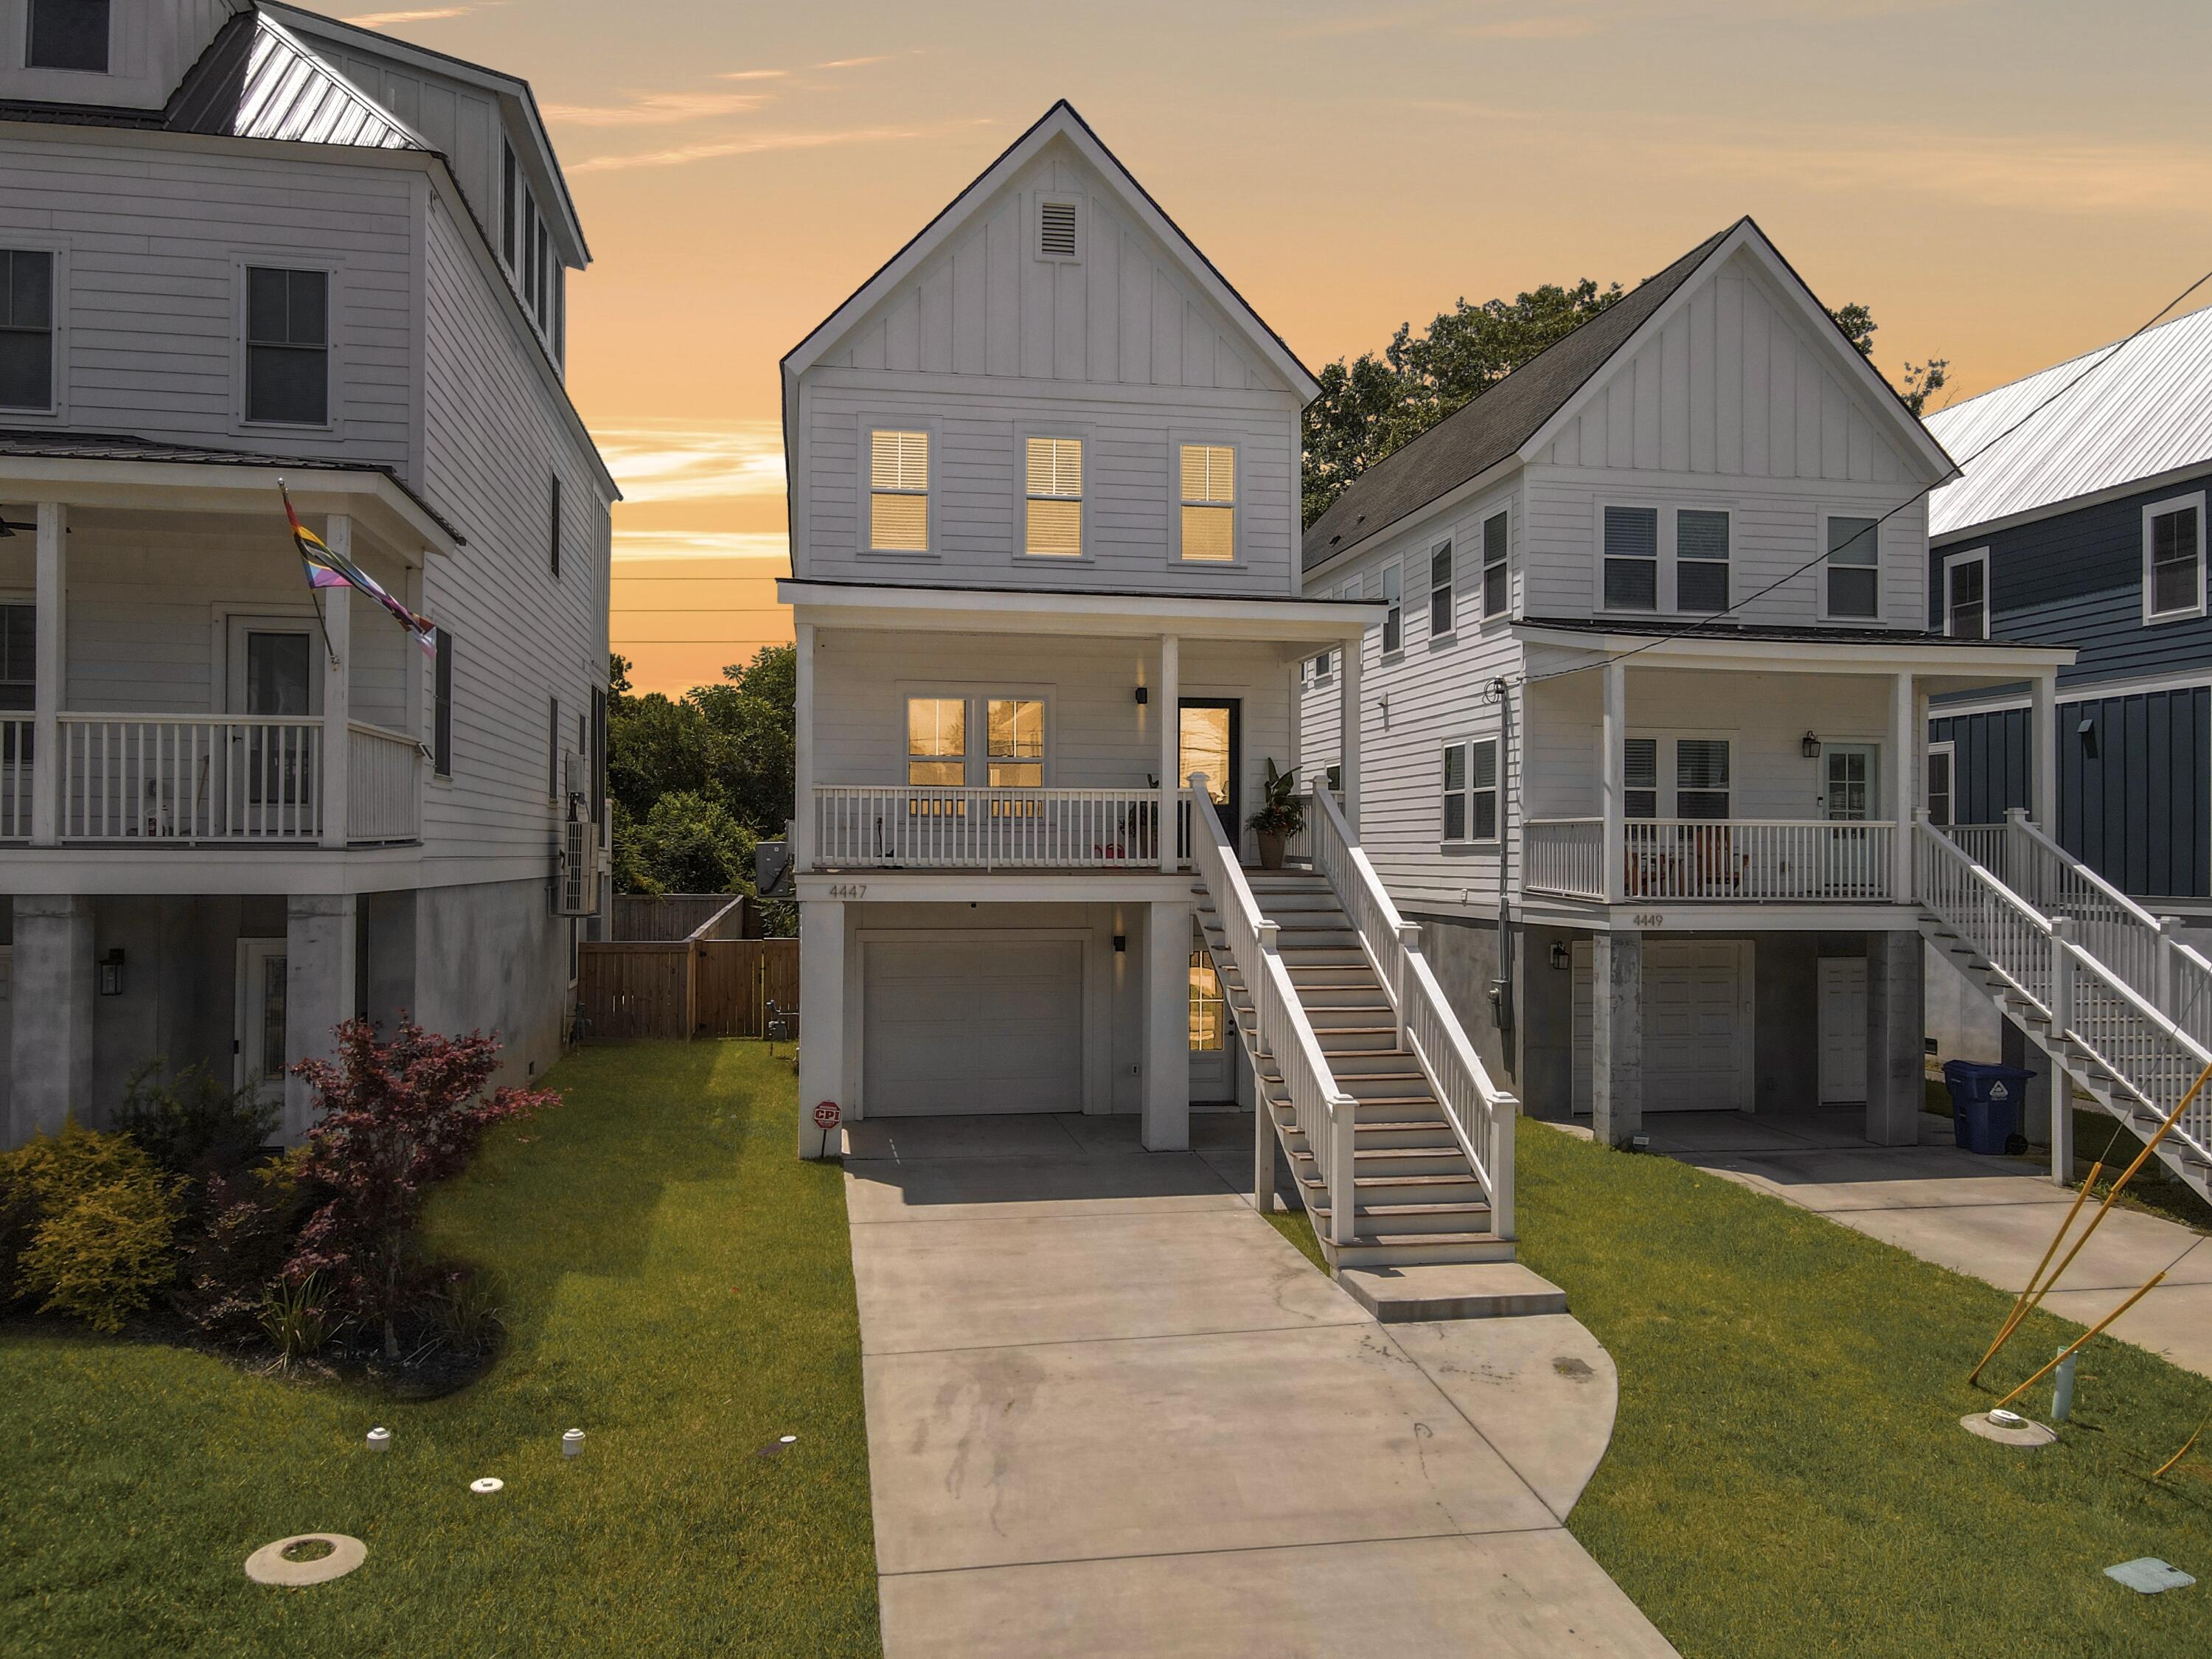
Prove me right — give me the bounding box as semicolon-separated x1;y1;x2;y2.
279;479;341;669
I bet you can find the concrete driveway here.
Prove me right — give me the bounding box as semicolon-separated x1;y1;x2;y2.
842;1111;1675;1658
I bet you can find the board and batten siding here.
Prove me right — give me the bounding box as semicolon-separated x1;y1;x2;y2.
417;196;609;885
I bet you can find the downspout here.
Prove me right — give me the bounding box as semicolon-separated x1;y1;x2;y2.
1489;676;1515;1035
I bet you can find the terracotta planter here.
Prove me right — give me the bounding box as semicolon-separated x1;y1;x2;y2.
1256;830;1286;869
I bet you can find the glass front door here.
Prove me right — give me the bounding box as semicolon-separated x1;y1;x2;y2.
1178;699;1240;855
1820;743;1879;895
1189;931;1235;1102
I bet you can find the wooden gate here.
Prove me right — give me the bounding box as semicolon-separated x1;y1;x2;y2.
576;943;692;1040
693;939;801;1038
578;937;798;1040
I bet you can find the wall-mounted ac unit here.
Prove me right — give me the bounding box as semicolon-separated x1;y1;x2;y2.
552;808;599;916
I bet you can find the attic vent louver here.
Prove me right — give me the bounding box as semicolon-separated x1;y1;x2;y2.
1038;198;1079;260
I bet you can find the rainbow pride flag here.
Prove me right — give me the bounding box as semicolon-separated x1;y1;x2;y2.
282;482;437;657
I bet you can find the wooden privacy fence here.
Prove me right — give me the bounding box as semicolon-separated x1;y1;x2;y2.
608;892;762;942
579;895;797;1041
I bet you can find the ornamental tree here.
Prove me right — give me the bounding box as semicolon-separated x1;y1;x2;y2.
285;1019;557;1360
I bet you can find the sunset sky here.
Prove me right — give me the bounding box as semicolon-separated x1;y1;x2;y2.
351;1;2212;694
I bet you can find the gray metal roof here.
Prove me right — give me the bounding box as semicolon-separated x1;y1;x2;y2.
1927;302;2212;540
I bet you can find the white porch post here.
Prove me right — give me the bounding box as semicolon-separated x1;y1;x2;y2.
1890;672;1914;904
30;501;63;846
2031;668;2058;834
1157;633;1179;870
1601;657;1626;904
794;620;816;872
318;516;353;849
1338;627;1362;832
1144;898;1192;1150
796;897;845;1157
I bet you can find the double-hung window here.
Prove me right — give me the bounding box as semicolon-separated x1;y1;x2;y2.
0;602;32;714
1676;509;1730;613
245;266;328;425
1623;738;1658;821
548;472;563;579
0;250;54;411
1381;563;1402;653
1179;443;1235;561
987;698;1043;797
1430;543;1455;638
1674;739;1731;819
906;697;965;787
1024;437;1082;556
1442;739;1498;844
2144;496;2205;621
1926;744;1955;829
27;0;108;72
1483;510;1509;619
433;631;454;779
1825;515;1880;619
1944;550;1988;639
869;429;930;552
1603;506;1658;611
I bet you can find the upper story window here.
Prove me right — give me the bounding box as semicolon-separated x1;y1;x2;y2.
869;429;931;552
1944;549;1988;639
1381;562;1402;653
1442;738;1498;844
907;696;964;785
1024;437;1082;557
1433;543;1456;638
501;142;518;268
987;698;1043;786
27;0;107;72
2143;494;2205;622
1602;506;1658;611
1483;510;1509;619
1824;515;1880;619
245;266;328;426
1178;444;1235;562
548;471;563;579
0;250;54;412
433;630;454;779
1677;509;1731;613
500;138;563;358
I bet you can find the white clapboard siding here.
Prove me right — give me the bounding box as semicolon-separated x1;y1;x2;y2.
0;0;234;111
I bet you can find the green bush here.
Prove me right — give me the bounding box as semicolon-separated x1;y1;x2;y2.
116;1060;278;1180
171;1151;312;1344
3;1121;184;1332
258;1270;348;1366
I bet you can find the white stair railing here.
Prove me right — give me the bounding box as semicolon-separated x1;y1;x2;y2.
1309;779;1518;1237
1186;774;1359;1246
1916;814;2054;1012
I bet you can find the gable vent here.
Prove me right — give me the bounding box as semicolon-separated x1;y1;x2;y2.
1038;198;1079;260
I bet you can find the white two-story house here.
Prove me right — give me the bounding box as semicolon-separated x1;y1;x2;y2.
1300;219;2081;1152
0;1;613;1144
786;104;1522;1274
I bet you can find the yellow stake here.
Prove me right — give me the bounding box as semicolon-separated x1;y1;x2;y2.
2151;1408;2211;1482
1992;1270;2167;1413
1968;1159;2101;1385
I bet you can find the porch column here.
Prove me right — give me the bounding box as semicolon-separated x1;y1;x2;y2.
1591;927;1641;1146
793;620;815;872
2031;668;2058;834
1890;672;1914;903
796;897;845;1156
318;517;353;850
1338;627;1362;832
1144;899;1192;1150
284;893;358;1143
8;895;95;1144
1601;657;1626;903
1865;929;1924;1147
29;502;63;846
1157;633;1179;870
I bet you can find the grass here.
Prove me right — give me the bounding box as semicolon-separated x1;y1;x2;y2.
1263;1204;1329;1271
1514;1121;2212;1658
0;1041;878;1657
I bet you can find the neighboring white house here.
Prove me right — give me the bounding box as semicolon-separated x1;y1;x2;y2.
0;1;614;1144
1298;218;2081;1150
785;104;1520;1273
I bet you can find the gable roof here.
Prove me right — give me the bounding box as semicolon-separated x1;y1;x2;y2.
781;100;1318;408
1301;217;1957;573
1926;302;2212;540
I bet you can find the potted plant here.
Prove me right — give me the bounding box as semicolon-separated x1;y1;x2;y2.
1248;759;1304;870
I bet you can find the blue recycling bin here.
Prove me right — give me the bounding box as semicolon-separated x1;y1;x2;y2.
1941;1060;2034;1155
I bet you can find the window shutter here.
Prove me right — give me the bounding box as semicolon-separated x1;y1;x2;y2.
433;631;454;778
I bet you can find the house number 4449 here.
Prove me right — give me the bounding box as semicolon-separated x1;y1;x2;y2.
1632;913;1665;928
827;883;869;900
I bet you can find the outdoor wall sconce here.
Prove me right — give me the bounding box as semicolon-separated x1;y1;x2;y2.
98;948;125;996
1133;686;1149;705
1113;934;1127;953
2079;717;2100;761
1801;731;1822;759
1549;940;1571;970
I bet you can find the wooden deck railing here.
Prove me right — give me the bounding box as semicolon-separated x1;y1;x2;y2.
1523;817;1898;902
813;784;1165;869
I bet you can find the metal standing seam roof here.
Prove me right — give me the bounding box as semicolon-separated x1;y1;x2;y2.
1926;302;2212;540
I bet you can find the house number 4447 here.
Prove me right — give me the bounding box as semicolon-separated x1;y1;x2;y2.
827;883;869;900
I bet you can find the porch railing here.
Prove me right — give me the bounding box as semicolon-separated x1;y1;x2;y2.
347;722;422;844
1523;818;1604;900
1523;817;1897;902
811;784;1164;869
59;714;324;841
0;717;29;840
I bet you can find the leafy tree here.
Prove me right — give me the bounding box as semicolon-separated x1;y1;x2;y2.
1826;302;1950;417
627;791;757;895
690;643;796;834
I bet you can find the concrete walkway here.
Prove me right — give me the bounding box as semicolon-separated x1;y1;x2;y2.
842;1111;1675;1658
1624;1105;2212;1379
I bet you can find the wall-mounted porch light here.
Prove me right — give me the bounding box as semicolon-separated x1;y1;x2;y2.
1113;934;1127;954
97;948;125;996
1133;686;1150;706
2078;717;2100;762
1549;940;1571;971
1801;731;1823;759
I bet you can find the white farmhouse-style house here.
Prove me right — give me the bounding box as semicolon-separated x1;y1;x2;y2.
0;2;613;1144
786;104;1523;1271
1299;219;2093;1152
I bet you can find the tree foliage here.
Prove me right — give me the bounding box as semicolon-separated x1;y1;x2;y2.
1824;302;1950;417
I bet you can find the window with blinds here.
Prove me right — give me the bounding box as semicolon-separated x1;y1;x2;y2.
1677;509;1730;613
1675;739;1731;820
1430;543;1455;637
869;429;931;552
1624;737;1658;820
1179;444;1235;561
1603;506;1658;610
1024;437;1082;556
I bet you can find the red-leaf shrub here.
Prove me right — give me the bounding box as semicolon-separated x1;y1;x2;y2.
285;1019;557;1358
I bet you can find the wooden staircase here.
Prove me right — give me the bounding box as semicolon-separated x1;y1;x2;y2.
1197;869;1512;1270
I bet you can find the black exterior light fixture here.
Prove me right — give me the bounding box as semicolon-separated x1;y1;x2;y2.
1133;685;1149;705
98;948;125;997
1801;731;1822;759
1113;934;1127;954
2079;717;2101;762
1550;940;1571;970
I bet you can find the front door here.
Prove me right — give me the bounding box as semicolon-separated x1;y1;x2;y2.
1818;957;1869;1104
1820;742;1879;896
1178;698;1241;855
1189;924;1234;1102
226;620;321;830
234;938;288;1109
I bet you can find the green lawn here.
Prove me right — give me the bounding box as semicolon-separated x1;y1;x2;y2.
0;1042;878;1657
1514;1122;2212;1658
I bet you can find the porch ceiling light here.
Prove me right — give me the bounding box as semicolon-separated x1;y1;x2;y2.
1801;731;1822;759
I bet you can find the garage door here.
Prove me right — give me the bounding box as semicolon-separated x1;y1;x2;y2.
1573;939;1753;1113
863;936;1083;1115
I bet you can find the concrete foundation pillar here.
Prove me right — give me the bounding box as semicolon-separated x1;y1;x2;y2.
796;898;846;1157
9;895;96;1144
1865;929;1925;1147
1144;899;1192;1151
2000;1015;2055;1144
284;894;358;1143
1591;928;1642;1147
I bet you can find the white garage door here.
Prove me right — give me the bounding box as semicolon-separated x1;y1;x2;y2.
863;937;1083;1115
1573;939;1753;1113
